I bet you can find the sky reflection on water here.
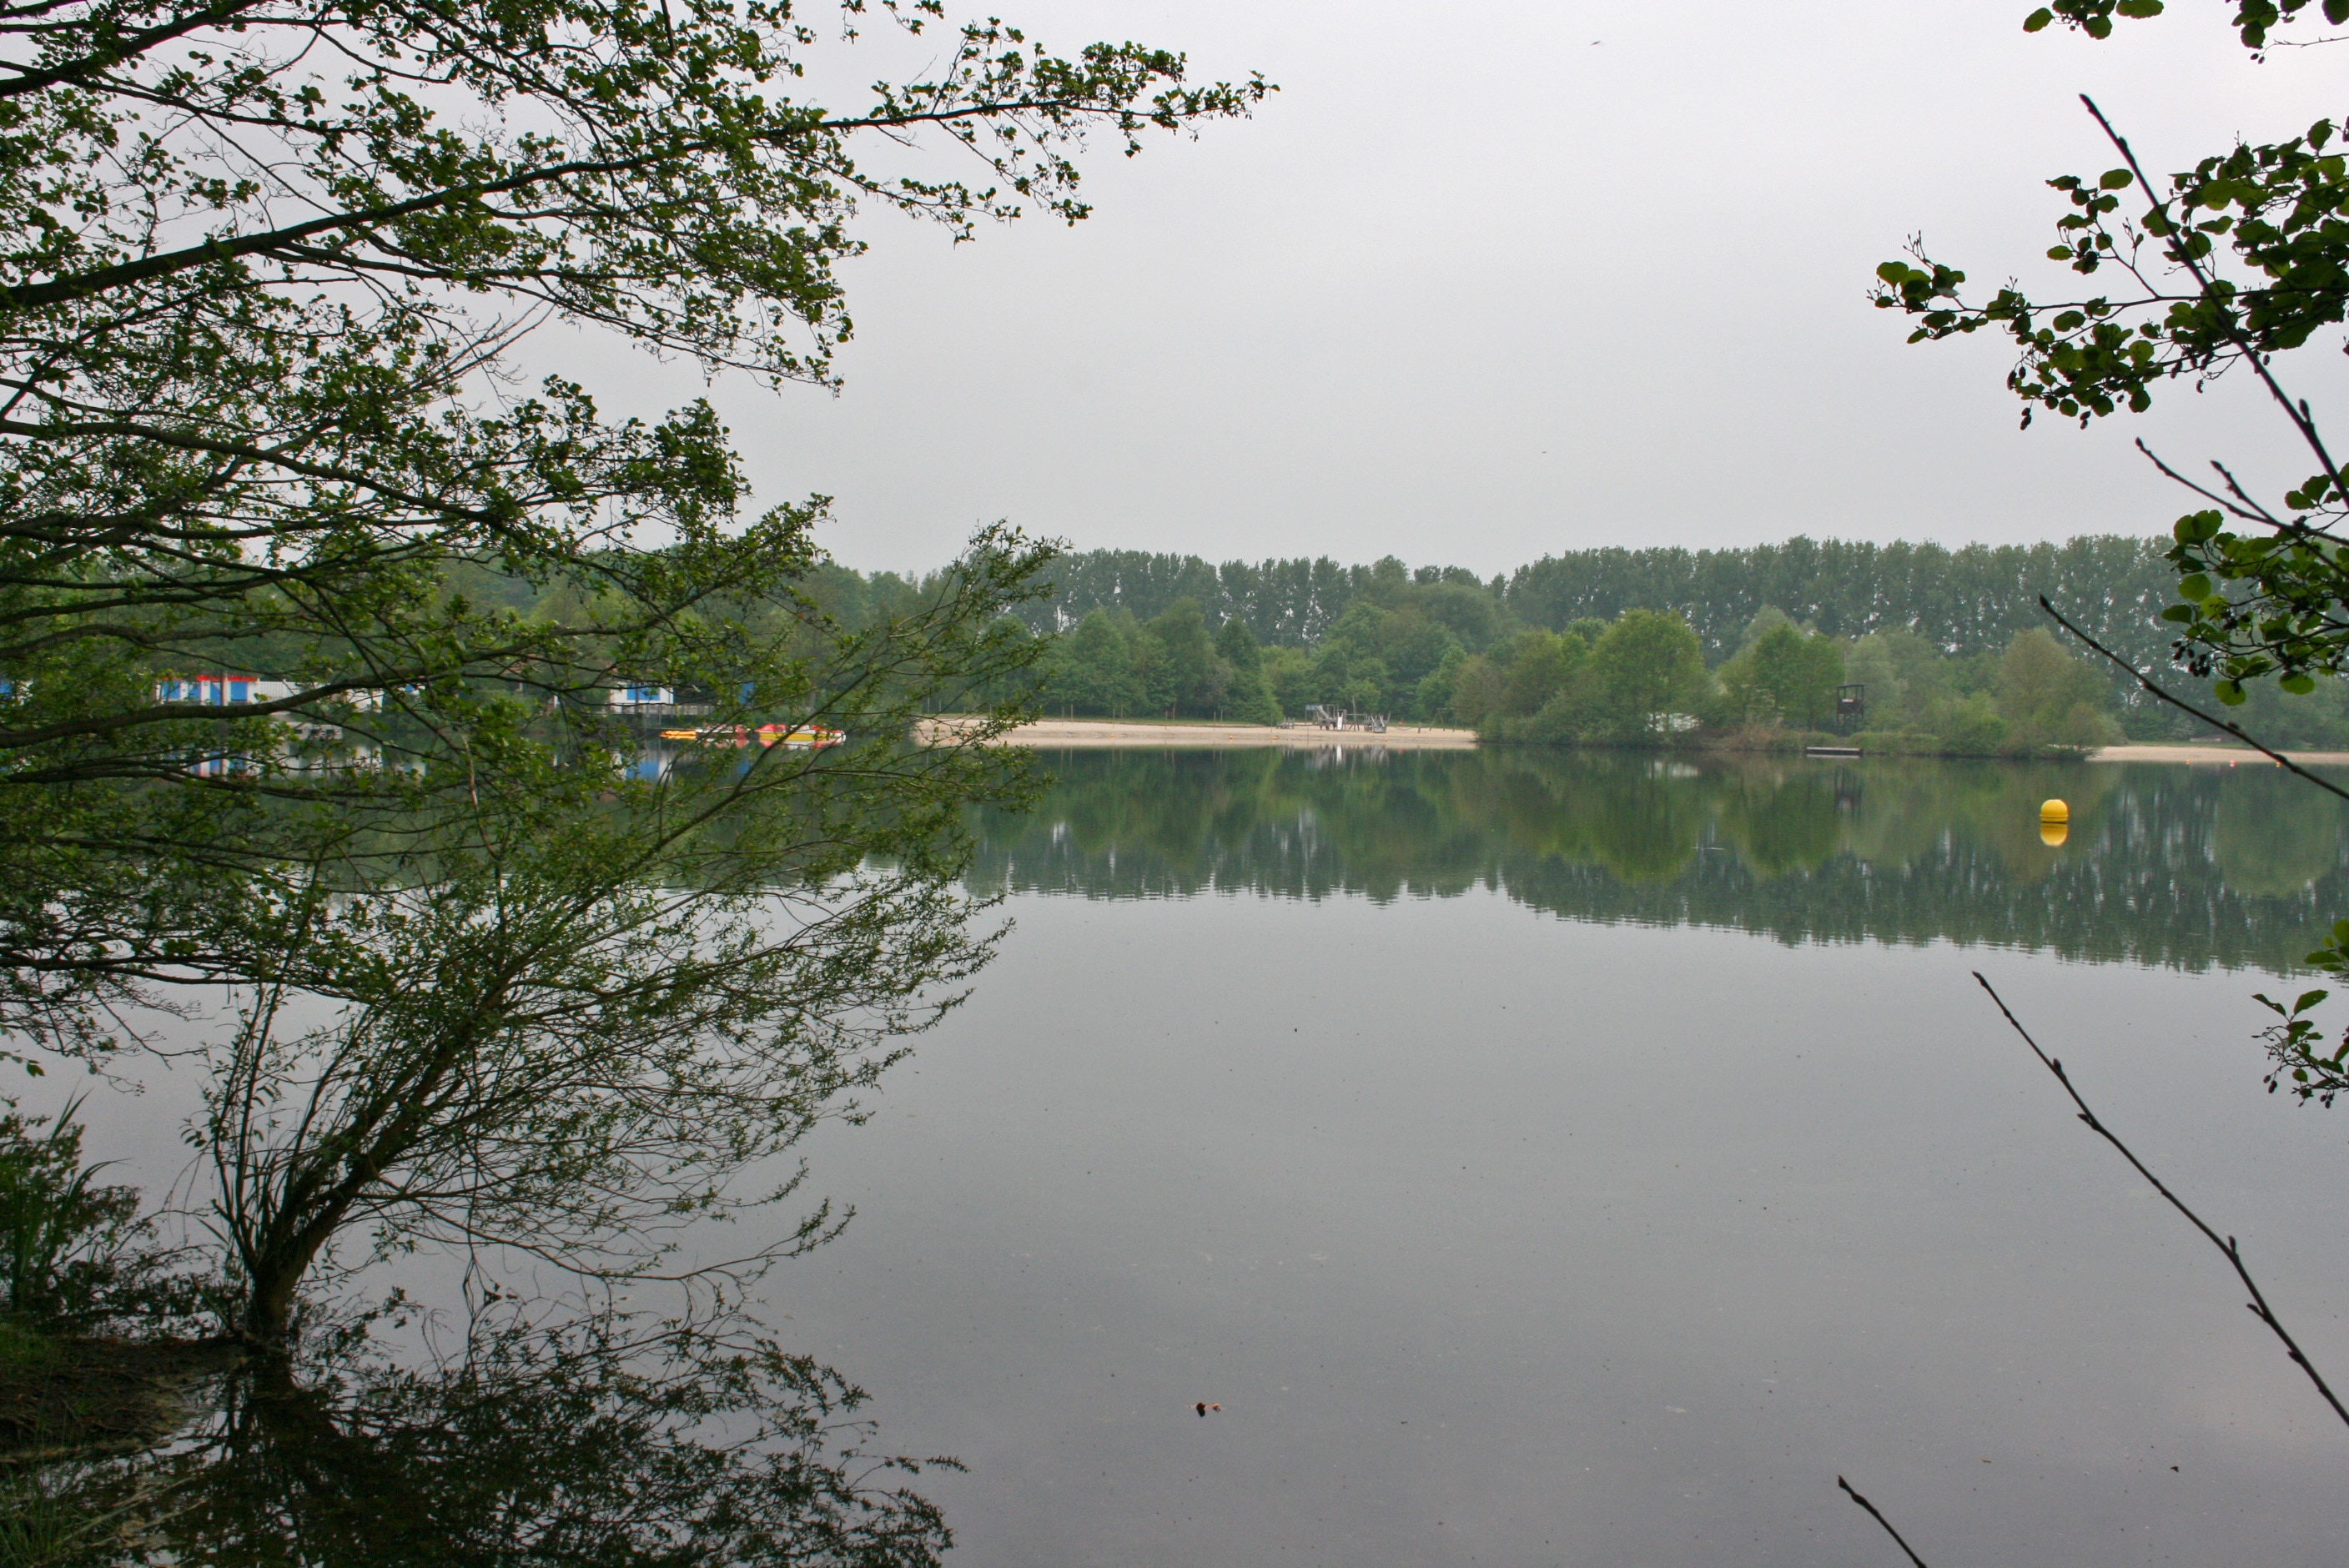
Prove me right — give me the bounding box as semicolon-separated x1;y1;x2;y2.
48;749;2349;1566
757;749;2349;1567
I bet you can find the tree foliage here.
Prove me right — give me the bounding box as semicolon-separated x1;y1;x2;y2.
1721;623;1845;729
1024;552;1491;647
1450;611;2116;755
0;0;1269;1349
0;0;1265;1060
1034;597;1284;722
1455;611;1710;744
1583;611;1709;739
1501;535;2178;672
1996;628;2125;748
1019;536;2190;711
0;1096;176;1330
1875;0;2349;1083
147;541;1056;1341
2024;0;2341;49
1872;1;2349;707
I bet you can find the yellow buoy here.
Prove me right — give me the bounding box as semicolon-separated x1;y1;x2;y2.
2040;820;2069;847
2040;798;2068;823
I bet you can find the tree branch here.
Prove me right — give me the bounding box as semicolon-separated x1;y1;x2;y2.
0;96;1148;312
2035;595;2349;808
2080;94;2349;505
1837;1476;1929;1568
2131;438;2285;529
1973;971;2349;1430
0;0;278;102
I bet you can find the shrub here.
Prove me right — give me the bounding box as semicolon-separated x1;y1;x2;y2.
1937;694;2009;756
0;1099;159;1332
1995;629;2120;750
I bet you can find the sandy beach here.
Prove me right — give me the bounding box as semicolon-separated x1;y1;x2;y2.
915;716;1480;749
913;722;2349;763
2087;742;2349;766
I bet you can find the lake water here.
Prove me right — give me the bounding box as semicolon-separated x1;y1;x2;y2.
54;745;2349;1564
760;747;2349;1567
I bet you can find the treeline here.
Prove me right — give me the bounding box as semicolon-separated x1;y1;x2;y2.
1014;558;2193;751
449;534;2345;747
1012;535;2180;667
992;534;2349;747
449;556;952;639
1499;535;2175;666
1452;615;2134;754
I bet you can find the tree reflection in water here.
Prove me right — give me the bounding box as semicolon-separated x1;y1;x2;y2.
23;1309;953;1567
970;748;2349;972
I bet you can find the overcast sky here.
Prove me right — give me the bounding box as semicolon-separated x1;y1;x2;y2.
531;0;2342;576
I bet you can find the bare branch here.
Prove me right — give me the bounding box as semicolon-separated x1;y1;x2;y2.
2036;595;2349;808
1836;1476;1930;1568
1973;972;2349;1430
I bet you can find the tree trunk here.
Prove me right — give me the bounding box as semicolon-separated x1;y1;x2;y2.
239;1219;340;1344
243;1255;306;1344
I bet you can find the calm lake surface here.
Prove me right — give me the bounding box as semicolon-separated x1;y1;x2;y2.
70;746;2349;1563
765;747;2349;1567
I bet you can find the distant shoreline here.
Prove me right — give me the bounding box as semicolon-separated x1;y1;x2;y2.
911;721;2349;764
914;717;1479;749
2086;742;2349;766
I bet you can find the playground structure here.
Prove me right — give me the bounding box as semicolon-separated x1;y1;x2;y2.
1303;704;1388;733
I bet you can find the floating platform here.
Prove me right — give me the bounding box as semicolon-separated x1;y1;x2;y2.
1803;745;1863;758
659;723;844;750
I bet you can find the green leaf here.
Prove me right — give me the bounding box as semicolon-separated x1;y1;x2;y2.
2297;988;2330;1013
2282;671;2316;694
2023;7;2055;29
2098;168;2135;189
2177;573;2211;599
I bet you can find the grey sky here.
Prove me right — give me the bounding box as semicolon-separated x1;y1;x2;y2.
532;1;2341;575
